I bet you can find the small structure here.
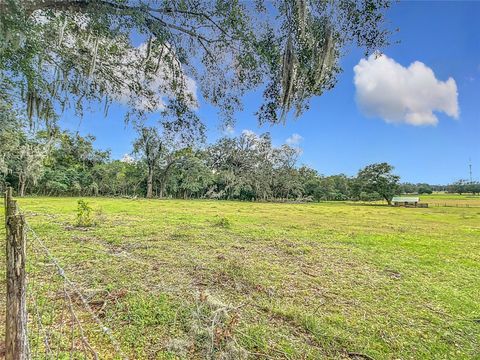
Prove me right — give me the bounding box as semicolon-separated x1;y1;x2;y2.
391;196;425;207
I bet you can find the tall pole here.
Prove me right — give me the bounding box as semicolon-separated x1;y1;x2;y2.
469;158;473;183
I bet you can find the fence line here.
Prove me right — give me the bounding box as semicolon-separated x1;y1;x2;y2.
429;202;478;208
351;201;479;208
23;218;128;360
4;188;128;360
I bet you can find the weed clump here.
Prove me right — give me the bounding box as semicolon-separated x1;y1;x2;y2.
213;216;232;228
76;199;95;227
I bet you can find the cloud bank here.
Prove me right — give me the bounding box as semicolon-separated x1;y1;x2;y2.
353;54;459;126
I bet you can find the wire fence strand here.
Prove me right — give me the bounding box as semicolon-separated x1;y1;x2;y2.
18;205;128;360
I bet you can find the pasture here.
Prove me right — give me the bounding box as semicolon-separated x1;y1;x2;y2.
1;197;479;359
421;193;480;207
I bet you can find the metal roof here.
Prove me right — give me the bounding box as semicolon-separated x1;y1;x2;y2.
392;197;419;202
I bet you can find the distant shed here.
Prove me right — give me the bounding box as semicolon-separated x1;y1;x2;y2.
392;196;427;207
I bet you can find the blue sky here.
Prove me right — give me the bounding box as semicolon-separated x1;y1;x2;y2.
59;1;479;184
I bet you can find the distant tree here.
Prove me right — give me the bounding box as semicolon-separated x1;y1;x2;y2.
357;162;400;205
91;160;141;197
448;180;480;195
0;101;21;185
169;152;213;199
133;127;164;198
448;180;467;195
15;139;47;196
297;166;321;200
156;145;187;199
34;130;109;195
206;135;256;200
206;131;303;200
329;174;352;200
418;184;433;195
398;182;417;194
467;182;480;195
0;99;47;195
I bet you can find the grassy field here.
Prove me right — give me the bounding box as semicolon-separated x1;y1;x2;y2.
355;193;480;208
1;197;479;359
420;193;480;207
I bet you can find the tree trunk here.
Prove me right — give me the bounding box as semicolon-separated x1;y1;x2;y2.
159;179;166;199
158;162;175;199
384;195;392;206
18;175;26;197
146;168;153;198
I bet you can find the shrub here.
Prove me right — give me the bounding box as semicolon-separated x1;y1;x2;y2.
213;216;231;228
76;199;95;227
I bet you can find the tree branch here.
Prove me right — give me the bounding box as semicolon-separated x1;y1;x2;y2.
11;0;224;44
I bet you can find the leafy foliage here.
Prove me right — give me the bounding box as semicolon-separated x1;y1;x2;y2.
0;99;47;195
76;199;95;227
8;122;467;203
0;0;391;131
356;162;400;204
447;180;480;195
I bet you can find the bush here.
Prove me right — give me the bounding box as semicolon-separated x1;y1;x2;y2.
76;199;95;227
358;191;382;202
213;216;231;228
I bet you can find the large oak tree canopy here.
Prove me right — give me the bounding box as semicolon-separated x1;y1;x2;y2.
0;0;391;134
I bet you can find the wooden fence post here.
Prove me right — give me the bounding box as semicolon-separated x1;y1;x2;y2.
5;187;29;360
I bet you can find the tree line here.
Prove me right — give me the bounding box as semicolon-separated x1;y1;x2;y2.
0;115;433;203
2;104;478;202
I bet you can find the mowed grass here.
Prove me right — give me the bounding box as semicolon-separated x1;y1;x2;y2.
1;197;479;359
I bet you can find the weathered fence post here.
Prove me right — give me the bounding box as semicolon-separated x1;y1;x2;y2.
5;187;29;360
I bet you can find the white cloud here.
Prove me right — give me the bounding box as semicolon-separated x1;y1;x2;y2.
286;133;303;146
353;54;459;126
120;154;135;164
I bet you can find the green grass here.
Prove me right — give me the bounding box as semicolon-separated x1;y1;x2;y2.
1;197;479;359
420;193;480;207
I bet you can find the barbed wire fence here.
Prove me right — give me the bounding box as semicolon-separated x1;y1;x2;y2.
4;188;128;360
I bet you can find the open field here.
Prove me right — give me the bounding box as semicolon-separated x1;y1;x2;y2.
360;194;480;208
420;194;480;207
1;197;480;359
